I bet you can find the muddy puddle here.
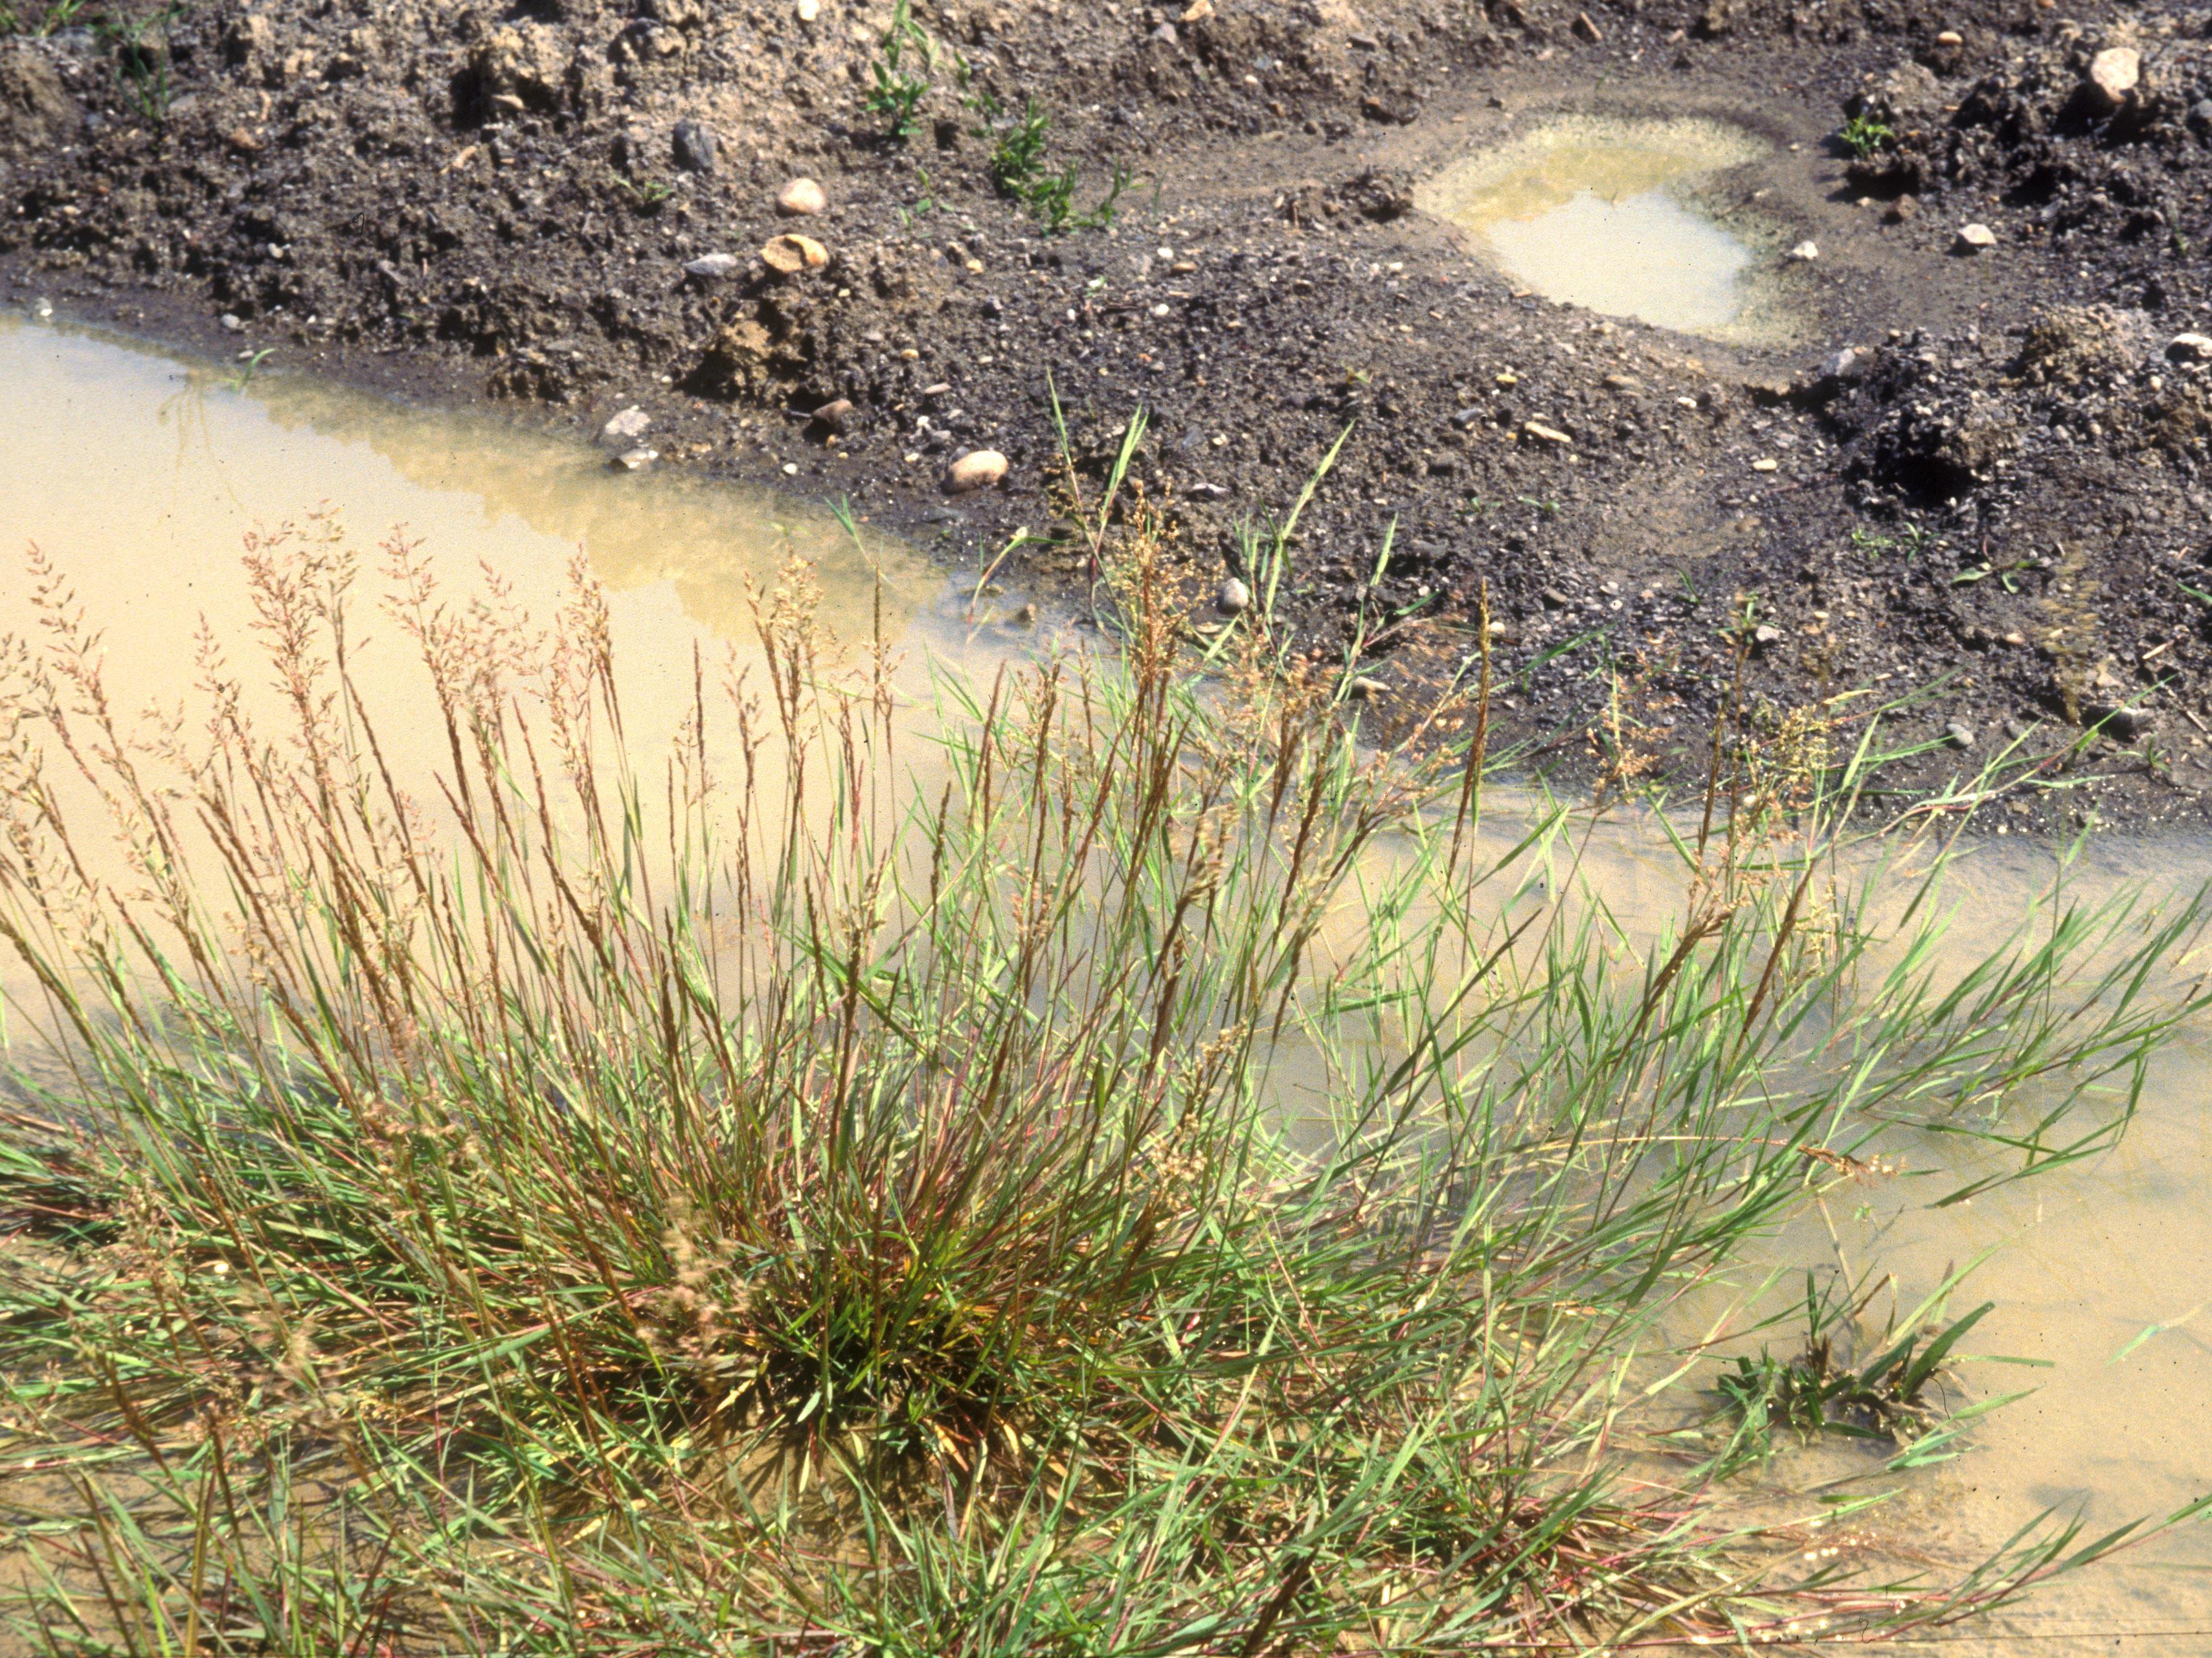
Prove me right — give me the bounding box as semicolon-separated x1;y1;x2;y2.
1417;117;1778;339
0;317;1049;788
1540;823;2212;1650
2;321;2209;1646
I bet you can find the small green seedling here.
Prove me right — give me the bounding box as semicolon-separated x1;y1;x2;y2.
5;0;91;37
987;99;1129;233
609;170;672;211
95;3;182;122
866;0;934;143
990;100;1053;193
1718;1270;1995;1464
1851;524;1920;559
1840;111;1895;159
896;165;938;227
231;348;275;391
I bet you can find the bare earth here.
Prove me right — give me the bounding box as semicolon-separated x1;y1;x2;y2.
5;0;2212;824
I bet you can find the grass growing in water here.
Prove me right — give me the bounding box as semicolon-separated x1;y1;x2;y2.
0;489;2204;1652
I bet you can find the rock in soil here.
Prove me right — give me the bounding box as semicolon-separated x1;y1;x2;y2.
2085;47;2140;113
776;178;828;217
945;450;1009;495
760;234;829;277
0;42;78;158
671;119;717;175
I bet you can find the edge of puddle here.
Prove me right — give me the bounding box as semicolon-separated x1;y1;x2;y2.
1413;113;1803;346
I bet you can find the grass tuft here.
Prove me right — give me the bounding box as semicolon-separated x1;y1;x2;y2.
0;464;2206;1652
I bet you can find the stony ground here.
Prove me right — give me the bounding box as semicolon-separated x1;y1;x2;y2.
5;0;2212;827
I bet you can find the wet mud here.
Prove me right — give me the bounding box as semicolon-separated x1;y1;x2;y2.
6;1;2212;825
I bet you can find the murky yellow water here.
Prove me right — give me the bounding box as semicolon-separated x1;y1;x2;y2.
1567;824;2212;1650
0;318;1019;781
1418;119;1770;337
1298;811;2212;1645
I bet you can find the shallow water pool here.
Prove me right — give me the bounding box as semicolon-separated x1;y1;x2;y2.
0;317;991;768
1419;118;1770;337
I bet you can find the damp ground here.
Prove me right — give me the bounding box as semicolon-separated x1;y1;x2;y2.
9;3;2212;830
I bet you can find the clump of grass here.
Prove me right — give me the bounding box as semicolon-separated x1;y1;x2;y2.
0;462;2206;1652
1716;1267;1997;1463
986;95;1051;193
1;0;88;37
93;1;180;122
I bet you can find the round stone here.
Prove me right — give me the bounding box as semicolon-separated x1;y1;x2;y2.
2086;46;2139;111
944;449;1010;494
776;177;828;217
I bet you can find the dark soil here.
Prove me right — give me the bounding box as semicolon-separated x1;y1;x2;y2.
6;0;2212;828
